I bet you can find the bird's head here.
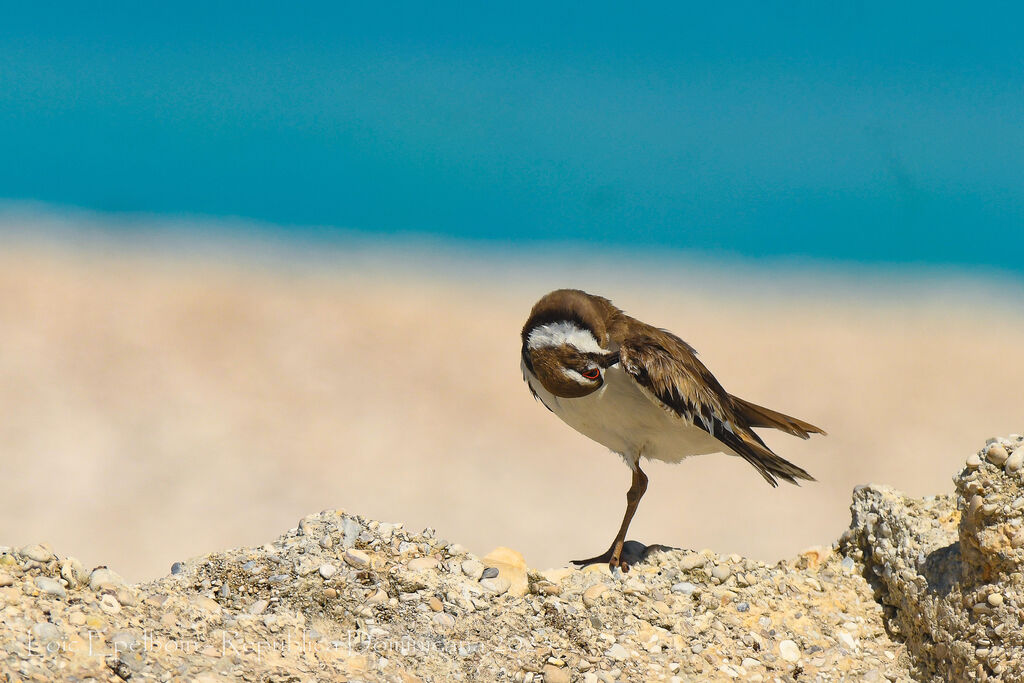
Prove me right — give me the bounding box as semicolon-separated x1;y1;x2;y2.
521;320;620;398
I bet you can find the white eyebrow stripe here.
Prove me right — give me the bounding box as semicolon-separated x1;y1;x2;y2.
527;321;604;354
561;367;588;383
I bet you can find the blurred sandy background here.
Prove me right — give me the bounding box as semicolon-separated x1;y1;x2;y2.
2;216;1023;582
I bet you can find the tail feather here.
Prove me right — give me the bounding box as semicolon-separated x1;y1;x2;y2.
737;431;816;487
716;425;817;487
732;397;826;439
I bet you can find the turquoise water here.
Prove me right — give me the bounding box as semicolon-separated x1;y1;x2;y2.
2;3;1023;273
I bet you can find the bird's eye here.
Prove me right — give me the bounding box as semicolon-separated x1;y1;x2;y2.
581;368;600;381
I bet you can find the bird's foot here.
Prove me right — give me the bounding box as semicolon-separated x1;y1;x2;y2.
571;541;629;573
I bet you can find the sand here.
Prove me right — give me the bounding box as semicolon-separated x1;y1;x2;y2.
1;216;1022;581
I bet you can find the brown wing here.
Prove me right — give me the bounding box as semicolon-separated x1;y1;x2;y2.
618;328;816;487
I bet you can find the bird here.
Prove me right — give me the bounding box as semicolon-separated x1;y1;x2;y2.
520;288;825;572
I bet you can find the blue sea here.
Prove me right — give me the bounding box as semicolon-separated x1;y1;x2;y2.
2;3;1022;276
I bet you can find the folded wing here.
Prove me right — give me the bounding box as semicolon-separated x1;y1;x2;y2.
618;329;817;487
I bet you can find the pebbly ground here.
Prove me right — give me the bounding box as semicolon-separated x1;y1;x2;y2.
2;434;1023;682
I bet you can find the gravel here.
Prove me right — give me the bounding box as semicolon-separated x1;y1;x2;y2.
4;435;1022;681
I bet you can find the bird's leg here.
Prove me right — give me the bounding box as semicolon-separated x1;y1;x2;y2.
572;463;649;572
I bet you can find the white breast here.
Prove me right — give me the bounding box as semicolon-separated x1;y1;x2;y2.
522;360;731;467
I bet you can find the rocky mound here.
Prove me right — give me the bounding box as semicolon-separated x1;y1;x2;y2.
2;434;1022;682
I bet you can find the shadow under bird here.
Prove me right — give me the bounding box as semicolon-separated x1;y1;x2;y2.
520;289;826;571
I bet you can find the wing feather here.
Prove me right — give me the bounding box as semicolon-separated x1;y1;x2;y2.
618;329;815;487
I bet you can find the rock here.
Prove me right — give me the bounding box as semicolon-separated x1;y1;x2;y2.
34;576;66;599
479;576;511;595
10;435;1024;682
247;599;269;615
711;565;732;582
542;664;572;683
842;436;1024;682
99;594;121;614
966;453;982;469
60;557;87;587
407;557;439;572
462;560;485;580
432;612;455;628
583;583;608;607
19;544;52;563
677;554;707;571
481;547;528;597
340;517;361;548
31;622;61;643
838;631;857;650
1006;448;1024;473
343;549;370;569
779;640;800;663
987;443;1009;465
605;643;629;661
89;567;125;591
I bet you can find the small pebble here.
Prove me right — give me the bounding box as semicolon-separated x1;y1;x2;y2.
480;576;511;595
736;601;749;612
481;567;499;579
31;622;61;643
344;549;371;569
427;597;443;612
987;443;1009;465
248;599;269;615
969;495;984;517
605;643;629;661
677;554;707;571
318;563;337;579
115;588;137;607
711;565;732;582
1005;449;1024;473
99;594;121;614
340;518;362;548
408;557;439;572
988;593;1004;607
779;639;801;663
89;567;125;591
432;612;456;628
60;558;86;587
34;576;66;599
542;665;571;683
170;562;183;575
583;583;608;607
462;560;485;580
966;453;982;469
0;572;15;587
672;582;697;595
